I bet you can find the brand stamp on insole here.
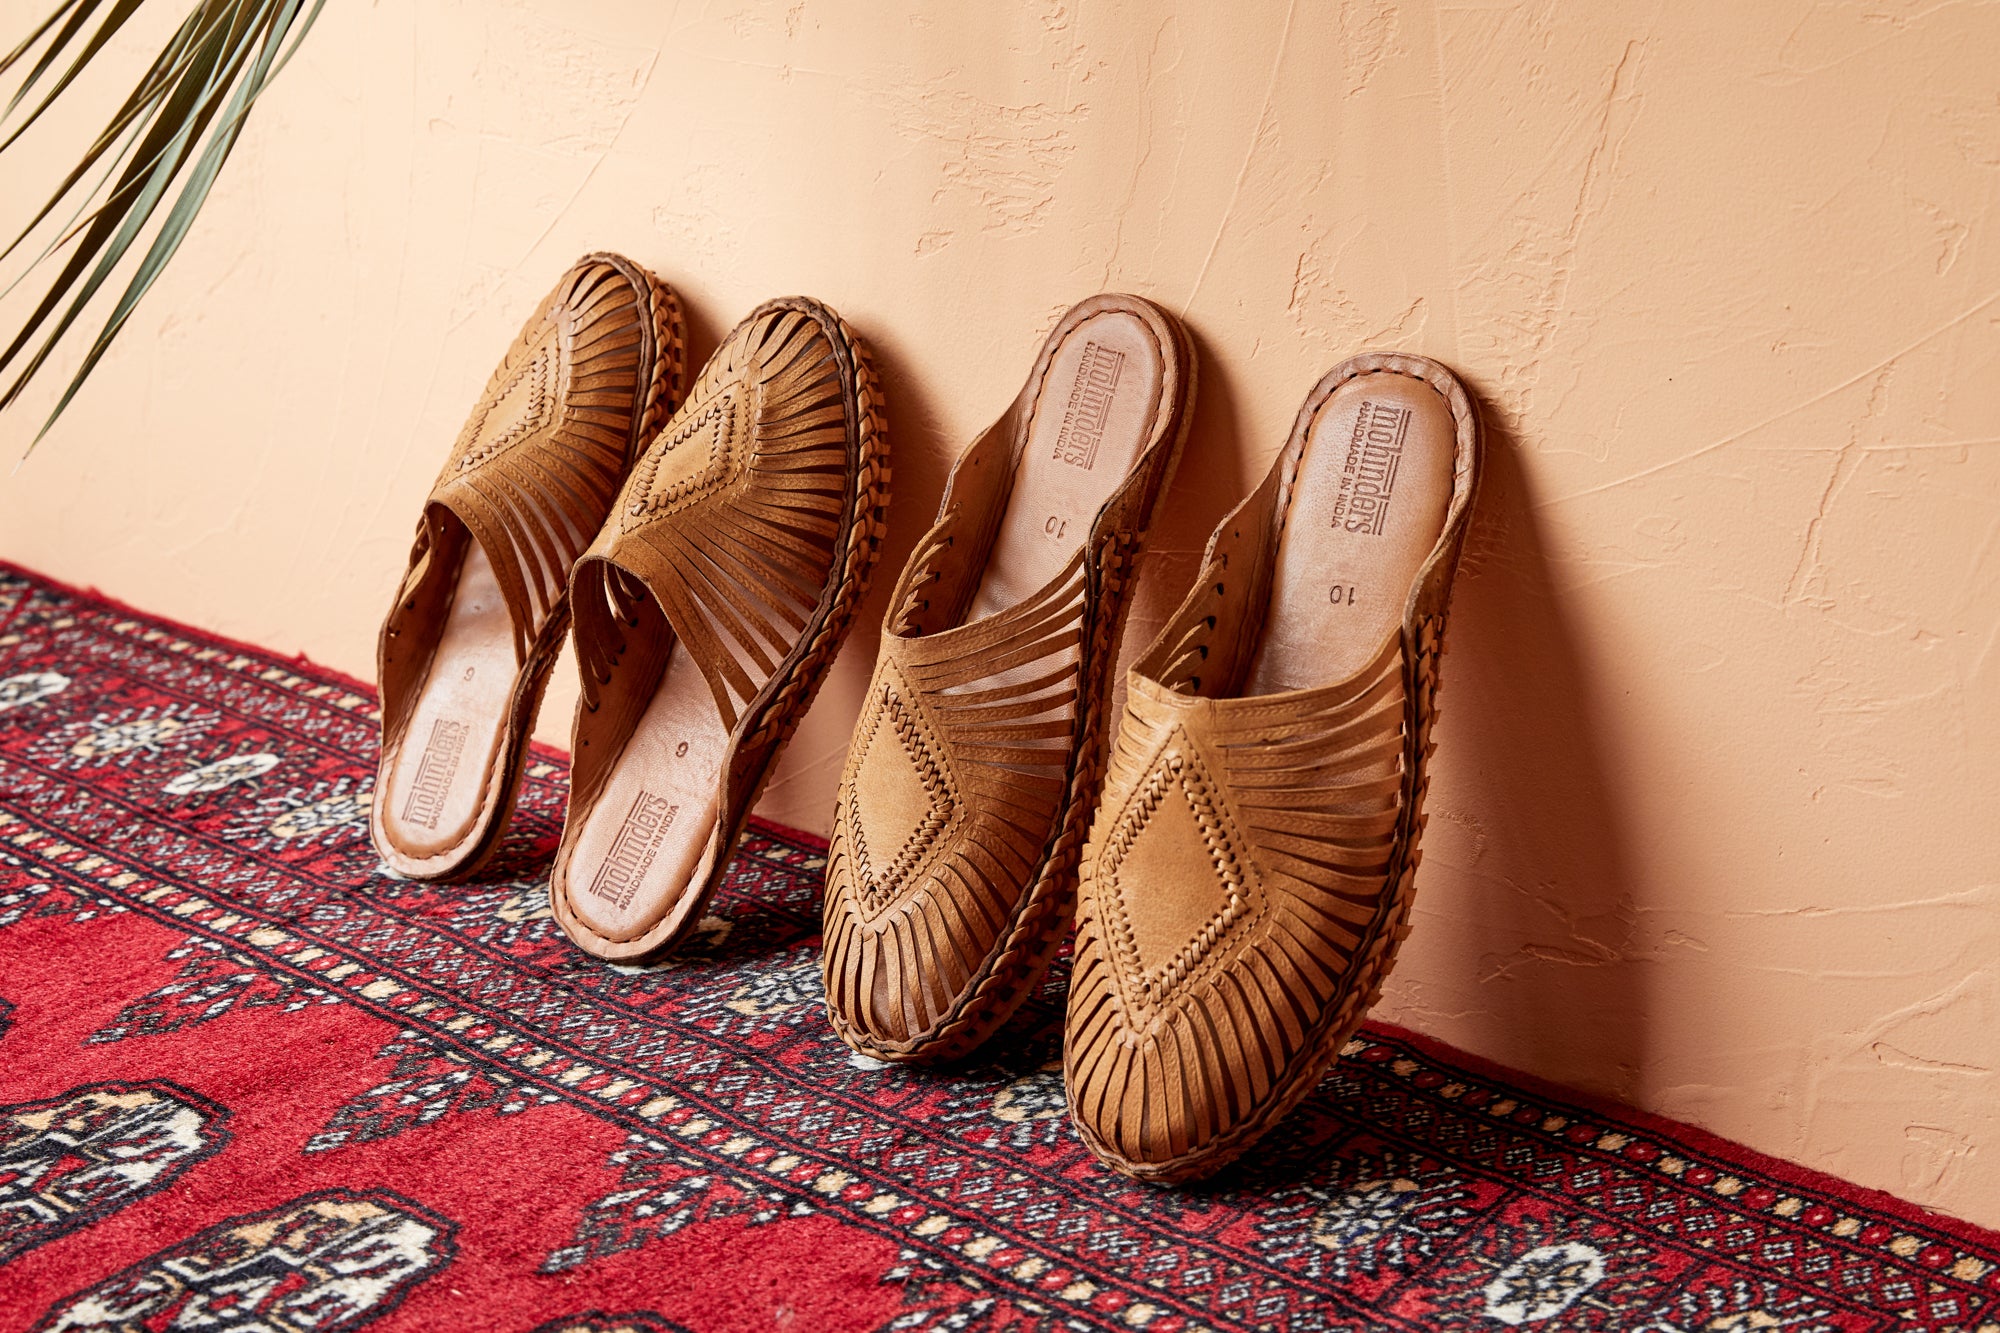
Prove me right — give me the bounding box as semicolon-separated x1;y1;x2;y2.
587;791;680;911
401;718;469;830
1052;341;1126;470
1332;399;1410;537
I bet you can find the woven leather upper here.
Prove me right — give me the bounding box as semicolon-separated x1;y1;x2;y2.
391;258;678;671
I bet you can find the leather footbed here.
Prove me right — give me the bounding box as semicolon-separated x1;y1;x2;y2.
377;541;522;867
1243;370;1457;692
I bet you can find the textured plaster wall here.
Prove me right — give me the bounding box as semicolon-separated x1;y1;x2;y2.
2;0;1997;1226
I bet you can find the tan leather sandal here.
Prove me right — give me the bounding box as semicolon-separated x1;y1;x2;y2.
822;293;1196;1062
1065;352;1481;1184
550;298;890;962
373;254;684;882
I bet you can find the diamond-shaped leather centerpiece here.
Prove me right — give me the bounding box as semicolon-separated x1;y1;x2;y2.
457;343;557;472
624;386;740;527
848;681;956;906
1102;740;1252;1003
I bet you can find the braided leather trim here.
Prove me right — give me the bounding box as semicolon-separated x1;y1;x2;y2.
1092;736;1261;1011
842;667;964;911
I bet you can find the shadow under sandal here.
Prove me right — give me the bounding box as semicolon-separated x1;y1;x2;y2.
373;254;684;882
1065;352;1482;1183
551;298;890;962
823;293;1196;1062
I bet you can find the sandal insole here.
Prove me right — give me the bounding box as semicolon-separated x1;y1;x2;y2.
377;540;515;861
1243;369;1456;697
966;310;1166;625
561;622;728;941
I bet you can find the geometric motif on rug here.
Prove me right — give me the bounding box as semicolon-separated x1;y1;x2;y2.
86;935;338;1044
26;1188;456;1333
0;1081;231;1264
304;1029;562;1154
541;1133;807;1273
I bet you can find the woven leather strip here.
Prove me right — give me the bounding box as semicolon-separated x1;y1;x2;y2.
397;258;679;667
574;303;862;738
825;552;1085;1038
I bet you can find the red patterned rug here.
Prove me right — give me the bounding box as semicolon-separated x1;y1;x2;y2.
1;560;1997;1333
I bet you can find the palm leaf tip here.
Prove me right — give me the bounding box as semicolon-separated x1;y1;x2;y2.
0;0;324;452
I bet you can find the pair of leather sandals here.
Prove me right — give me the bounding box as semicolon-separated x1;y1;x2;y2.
820;301;1480;1184
373;255;887;963
371;253;1481;1186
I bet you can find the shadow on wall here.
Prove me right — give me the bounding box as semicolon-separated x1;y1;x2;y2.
1397;389;1653;1110
1114;317;1255;714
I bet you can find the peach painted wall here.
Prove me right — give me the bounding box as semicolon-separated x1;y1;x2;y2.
2;0;1996;1226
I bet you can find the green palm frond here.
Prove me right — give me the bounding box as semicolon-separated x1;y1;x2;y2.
0;0;324;452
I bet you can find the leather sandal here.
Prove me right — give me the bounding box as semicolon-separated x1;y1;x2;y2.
550;298;890;962
822;293;1196;1062
1063;352;1481;1183
373;254;684;882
